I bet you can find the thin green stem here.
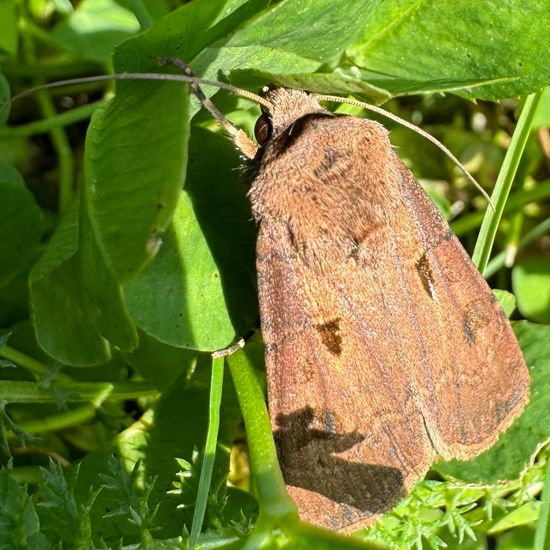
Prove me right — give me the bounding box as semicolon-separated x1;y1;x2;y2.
8;404;97;437
0;380;157;403
472;89;545;272
126;0;154;28
226;350;298;527
0;100;105;138
0;345;72;383
35;89;75;211
22;33;75;212
189;355;225;548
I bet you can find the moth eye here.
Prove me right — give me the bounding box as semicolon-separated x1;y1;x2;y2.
254;114;272;145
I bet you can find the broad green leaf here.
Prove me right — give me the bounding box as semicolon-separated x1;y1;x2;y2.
346;0;549;100
52;0;140;62
125;330;196;389
125;127;257;351
82;83;189;283
79;189;138;352
435;322;550;483
0;163;43;288
29;200;111;366
83;0;268;284
124;192;236;349
231;68;391;103
512;257;550;324
194;0;378;81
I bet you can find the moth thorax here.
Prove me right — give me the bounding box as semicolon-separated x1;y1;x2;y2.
266;89;327;134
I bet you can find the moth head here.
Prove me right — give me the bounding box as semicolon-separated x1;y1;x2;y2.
255;88;327;145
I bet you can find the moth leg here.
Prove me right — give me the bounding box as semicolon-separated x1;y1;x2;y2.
157;57;258;159
212;338;245;358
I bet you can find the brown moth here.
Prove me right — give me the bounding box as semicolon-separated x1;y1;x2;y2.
243;88;530;531
19;65;531;532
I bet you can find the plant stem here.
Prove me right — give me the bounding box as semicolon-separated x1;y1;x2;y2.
226;350;298;526
472;89;545;272
0;345;72;383
0;101;104;138
0;380;157;403
189;355;224;548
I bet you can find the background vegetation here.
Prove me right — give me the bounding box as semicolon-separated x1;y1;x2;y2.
0;0;549;548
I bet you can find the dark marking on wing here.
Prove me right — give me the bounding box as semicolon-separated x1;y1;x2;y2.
415;253;436;300
462;317;475;345
315;318;343;356
314;146;342;178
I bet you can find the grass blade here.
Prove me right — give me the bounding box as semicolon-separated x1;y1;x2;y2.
472;88;545;273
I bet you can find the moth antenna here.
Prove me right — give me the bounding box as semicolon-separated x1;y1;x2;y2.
313;94;495;210
11;71;272;110
157;57;259;159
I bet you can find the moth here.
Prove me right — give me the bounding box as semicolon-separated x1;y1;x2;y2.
20;62;531;532
243;87;530;531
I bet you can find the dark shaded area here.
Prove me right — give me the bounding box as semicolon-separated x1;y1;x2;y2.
274;407;405;514
185;127;259;338
314;318;342;356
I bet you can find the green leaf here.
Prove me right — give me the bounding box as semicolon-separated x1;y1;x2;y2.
124;128;257;351
435;322;550;483
125;330;197;389
37;462;97;549
488;501;540;534
0;163;43;288
346;0;550;100
195;0;378;81
79;190;138;353
493;289;517;318
82;85;189;284
512;257;550;324
231;68;391;103
52;0;140;62
498;527;536;550
29;199;111;366
0;468;47;549
83;0;266;284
